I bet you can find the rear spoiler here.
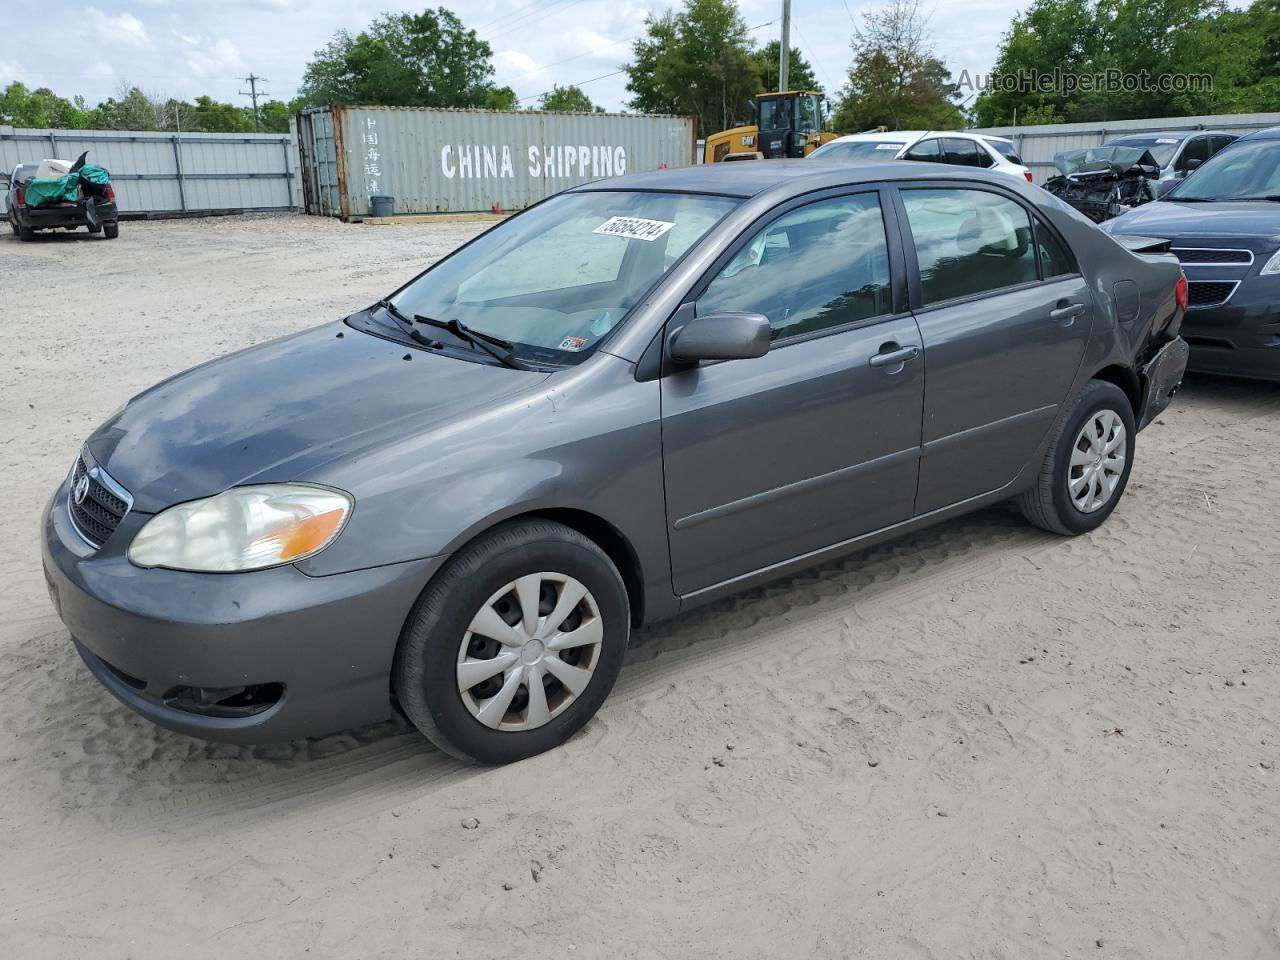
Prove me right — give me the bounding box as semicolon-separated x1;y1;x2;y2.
1111;234;1172;254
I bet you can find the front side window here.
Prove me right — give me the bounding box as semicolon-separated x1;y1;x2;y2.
902;188;1037;305
903;138;942;162
391;191;737;362
1177;137;1209;170
758;99;783;130
698;193;893;340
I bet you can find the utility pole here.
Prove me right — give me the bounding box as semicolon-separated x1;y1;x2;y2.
778;0;791;93
239;74;268;131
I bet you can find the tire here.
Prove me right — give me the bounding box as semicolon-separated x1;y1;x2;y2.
18;222;34;242
1017;379;1136;535
87;223;103;234
103;221;119;239
393;519;630;764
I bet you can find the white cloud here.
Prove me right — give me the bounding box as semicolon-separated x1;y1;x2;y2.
496;49;540;76
186;39;249;79
84;8;151;48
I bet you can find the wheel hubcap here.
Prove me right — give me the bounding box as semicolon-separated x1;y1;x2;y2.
1068;409;1126;514
456;572;603;732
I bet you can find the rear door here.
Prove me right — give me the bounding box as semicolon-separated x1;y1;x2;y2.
661;188;924;596
893;183;1095;514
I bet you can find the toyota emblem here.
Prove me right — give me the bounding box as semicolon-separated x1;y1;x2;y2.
73;475;91;506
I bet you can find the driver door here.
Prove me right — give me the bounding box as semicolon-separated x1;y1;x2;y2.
660;190;925;596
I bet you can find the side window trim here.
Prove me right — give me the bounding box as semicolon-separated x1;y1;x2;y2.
680;184;911;348
888;180;1078;313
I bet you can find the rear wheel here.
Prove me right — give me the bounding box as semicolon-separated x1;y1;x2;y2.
87;223;102;234
18;222;34;242
1018;379;1136;535
103;221;119;240
393;520;629;764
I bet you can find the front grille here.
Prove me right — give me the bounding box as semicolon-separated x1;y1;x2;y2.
68;453;132;547
1186;280;1238;309
1172;248;1253;265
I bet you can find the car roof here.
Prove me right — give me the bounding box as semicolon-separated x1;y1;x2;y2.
1239;126;1280;141
824;131;924;144
575;158;1028;200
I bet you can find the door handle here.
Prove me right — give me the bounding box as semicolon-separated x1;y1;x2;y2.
868;344;920;368
1050;302;1086;325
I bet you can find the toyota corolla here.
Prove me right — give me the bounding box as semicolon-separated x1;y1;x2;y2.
44;161;1188;764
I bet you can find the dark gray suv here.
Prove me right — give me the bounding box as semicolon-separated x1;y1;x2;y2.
42;161;1189;764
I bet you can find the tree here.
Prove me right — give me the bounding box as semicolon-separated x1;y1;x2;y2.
970;0;1277;125
538;84;604;112
752;41;821;95
0;82;97;128
831;0;963;132
624;0;761;135
298;8;510;109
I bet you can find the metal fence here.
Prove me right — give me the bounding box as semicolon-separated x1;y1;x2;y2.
0;125;297;217
968;111;1280;182
298;106;698;220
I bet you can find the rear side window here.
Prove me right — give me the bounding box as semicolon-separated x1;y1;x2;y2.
698;193;893;340
1035;219;1079;277
988;140;1024;165
902;188;1037;304
942;139;991;168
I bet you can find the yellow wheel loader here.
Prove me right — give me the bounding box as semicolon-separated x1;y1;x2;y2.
703;91;838;163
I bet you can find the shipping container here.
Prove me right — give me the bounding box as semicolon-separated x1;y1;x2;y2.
0;125;295;217
296;106;698;220
968;111;1280;183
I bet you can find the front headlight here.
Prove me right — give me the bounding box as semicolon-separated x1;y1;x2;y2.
1260;248;1280;277
128;484;352;573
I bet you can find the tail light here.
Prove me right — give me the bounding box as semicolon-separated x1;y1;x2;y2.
106;185;116;202
15;185;24;207
1174;274;1188;312
1023;170;1034;182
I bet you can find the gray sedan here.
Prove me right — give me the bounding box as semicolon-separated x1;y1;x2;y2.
42;161;1189;764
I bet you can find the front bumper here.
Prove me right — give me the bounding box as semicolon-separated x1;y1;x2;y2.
42;480;444;743
1180;289;1280;381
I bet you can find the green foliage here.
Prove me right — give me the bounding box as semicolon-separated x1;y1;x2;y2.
538;84;604;113
0;82;97;128
298;8;510;109
972;0;1280;125
624;0;762;134
752;41;822;95
831;0;964;132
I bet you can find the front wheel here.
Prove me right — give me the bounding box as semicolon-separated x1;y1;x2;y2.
1018;379;1136;535
393;520;630;764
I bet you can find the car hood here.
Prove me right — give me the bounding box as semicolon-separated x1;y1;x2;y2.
1054;146;1160;177
1106;200;1280;240
86;318;550;513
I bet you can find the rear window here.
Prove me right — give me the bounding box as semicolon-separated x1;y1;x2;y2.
986;140;1023;164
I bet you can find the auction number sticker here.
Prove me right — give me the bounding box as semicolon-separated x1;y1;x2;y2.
593;216;675;242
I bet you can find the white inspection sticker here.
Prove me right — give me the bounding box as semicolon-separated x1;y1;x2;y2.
874;143;901;150
1156;138;1178;144
593;216;676;242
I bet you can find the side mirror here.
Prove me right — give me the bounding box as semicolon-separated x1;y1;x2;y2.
1182;157;1203;172
1155;179;1180;199
668;312;771;363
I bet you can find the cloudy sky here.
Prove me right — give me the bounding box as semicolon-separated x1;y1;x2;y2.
0;0;1018;114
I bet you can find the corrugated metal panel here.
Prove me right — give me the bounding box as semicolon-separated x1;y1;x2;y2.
968;112;1280;182
300;106;698;218
0;125;296;215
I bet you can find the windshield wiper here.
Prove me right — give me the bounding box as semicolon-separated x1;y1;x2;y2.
1230;195;1280;202
413;314;531;370
376;298;443;351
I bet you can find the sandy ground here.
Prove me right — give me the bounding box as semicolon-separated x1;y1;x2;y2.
2;214;1279;959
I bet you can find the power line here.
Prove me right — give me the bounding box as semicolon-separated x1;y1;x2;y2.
238;73;268;131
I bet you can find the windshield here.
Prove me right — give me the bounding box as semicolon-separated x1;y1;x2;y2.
808;140;905;162
1171;138;1280;200
1107;136;1181;167
794;95;821;133
389;190;738;364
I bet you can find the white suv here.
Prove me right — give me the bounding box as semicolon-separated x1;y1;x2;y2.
809;131;1034;182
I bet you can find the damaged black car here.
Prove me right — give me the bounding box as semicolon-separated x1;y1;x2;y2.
1043;146;1163;223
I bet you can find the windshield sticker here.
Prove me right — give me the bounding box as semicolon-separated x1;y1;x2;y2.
559;336;588;352
875;143;900;150
593;216;675;242
1156;138;1178;144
